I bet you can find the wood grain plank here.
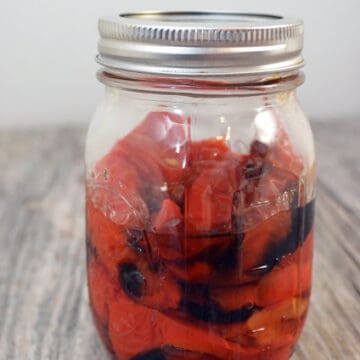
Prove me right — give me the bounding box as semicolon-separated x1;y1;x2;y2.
0;123;359;360
293;188;360;360
312;120;360;217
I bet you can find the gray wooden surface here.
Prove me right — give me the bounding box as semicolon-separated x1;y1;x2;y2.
0;120;359;360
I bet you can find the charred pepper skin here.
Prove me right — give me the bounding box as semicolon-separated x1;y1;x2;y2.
180;298;262;324
119;262;145;299
131;349;166;360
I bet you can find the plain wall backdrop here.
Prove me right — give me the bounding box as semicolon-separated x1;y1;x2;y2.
1;0;359;127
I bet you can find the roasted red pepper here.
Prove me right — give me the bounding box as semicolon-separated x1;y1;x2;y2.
86;111;314;360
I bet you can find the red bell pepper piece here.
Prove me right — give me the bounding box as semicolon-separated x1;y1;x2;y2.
241;210;293;274
152;198;184;234
211;229;314;311
88;258;117;325
117;112;189;207
166;260;212;282
149;197;232;262
108;290;282;360
243;296;309;348
185;166;235;234
87;200;181;311
87;199;130;280
252;108;304;177
89;151;149;228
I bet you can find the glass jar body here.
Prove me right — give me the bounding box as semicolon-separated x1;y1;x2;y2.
85;76;316;360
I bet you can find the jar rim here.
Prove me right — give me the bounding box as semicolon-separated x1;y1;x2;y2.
97;11;304;78
97;70;304;97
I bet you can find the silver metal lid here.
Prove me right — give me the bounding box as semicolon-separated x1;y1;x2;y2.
97;11;304;78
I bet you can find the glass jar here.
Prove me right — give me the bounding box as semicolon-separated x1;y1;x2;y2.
86;12;316;360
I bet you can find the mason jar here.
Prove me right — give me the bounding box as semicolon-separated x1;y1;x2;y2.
85;12;316;360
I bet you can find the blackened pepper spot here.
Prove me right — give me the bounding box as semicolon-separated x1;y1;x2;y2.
178;281;210;303
162;346;219;360
250;140;269;158
180;298;261;324
126;229;145;253
254;199;315;274
243;158;263;179
231;190;243;232
179;281;210;294
304;200;315;241
131;349;166;360
290;199;315;248
243;157;272;180
213;237;242;272
119;262;145;298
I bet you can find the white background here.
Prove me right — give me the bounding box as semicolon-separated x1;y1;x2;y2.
1;0;359;128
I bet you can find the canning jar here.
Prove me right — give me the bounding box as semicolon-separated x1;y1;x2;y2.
85;12;316;360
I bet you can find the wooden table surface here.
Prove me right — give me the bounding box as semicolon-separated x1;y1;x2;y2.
0;120;359;359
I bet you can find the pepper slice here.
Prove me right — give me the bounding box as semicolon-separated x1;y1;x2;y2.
107;288;280;360
211;229;314;311
87;199;130;280
237;166;299;235
90;151;149;228
185;138;244;235
88;258;117;326
166;260;212;282
87;200;181;311
117;111;189;210
185;165;236;234
152;199;184;233
148;199;184;260
242;295;309;348
162;346;220;359
241;209;293;276
108;294;229;359
252;108;304;178
149;198;232;263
